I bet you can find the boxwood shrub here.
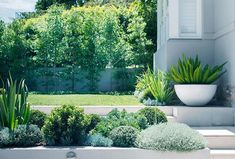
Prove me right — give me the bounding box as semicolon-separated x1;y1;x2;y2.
136;123;207;152
92;109;148;137
138;107;167;125
86;114;101;133
42;105;88;146
29;110;47;129
109;126;139;147
13;125;43;147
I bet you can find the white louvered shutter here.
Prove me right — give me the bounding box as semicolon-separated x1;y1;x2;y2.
179;0;202;37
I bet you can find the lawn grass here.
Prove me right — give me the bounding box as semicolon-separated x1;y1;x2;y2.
28;94;142;106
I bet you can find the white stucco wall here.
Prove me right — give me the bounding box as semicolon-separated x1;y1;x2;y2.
215;30;235;86
214;0;235;32
166;40;215;69
203;0;215;36
214;0;235;86
154;44;167;71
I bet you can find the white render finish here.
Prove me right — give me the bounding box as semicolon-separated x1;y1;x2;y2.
31;105;173;116
211;149;235;159
0;147;210;159
32;105;235;126
173;106;235;126
174;85;217;106
195;127;235;149
214;0;235;94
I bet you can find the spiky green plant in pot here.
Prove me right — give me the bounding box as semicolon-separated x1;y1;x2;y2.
0;74;31;131
168;54;227;106
169;54;227;84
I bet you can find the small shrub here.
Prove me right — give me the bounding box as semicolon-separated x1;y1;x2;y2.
86;114;101;133
109;126;139;147
13;125;43;147
138;107;167;125
42;105;88;146
85;134;113;147
29;110;47;129
0;128;10;147
136;123;207;152
93;109;148;137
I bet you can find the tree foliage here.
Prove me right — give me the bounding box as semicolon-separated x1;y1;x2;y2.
0;2;155;91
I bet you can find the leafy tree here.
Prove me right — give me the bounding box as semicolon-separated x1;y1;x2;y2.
1;4;154;92
136;0;157;57
62;6;132;91
36;0;82;11
0;20;5;38
35;6;66;91
127;4;152;67
0;20;30;80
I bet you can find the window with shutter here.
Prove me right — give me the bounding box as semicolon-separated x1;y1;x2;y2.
179;0;202;38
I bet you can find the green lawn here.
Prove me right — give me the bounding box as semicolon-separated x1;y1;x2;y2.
28;94;142;106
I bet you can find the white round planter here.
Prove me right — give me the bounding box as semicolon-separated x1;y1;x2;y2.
174;85;217;106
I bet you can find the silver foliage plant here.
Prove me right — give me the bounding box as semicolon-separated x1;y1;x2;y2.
136;123;207;152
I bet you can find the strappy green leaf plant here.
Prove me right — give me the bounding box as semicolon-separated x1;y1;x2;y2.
136;68;174;104
0;74;31;131
168;54;227;84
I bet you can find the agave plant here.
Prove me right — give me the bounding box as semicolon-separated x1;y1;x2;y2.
136;68;174;104
169;54;227;84
0;74;31;131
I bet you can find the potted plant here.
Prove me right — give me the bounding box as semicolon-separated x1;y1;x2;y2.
168;55;226;106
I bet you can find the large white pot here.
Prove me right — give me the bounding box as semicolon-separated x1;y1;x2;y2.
174;85;217;106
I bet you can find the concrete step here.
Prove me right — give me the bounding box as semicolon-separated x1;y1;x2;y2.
194;127;235;149
167;116;177;122
173;106;235;126
210;149;235;159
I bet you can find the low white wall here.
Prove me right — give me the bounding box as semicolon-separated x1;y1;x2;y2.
0;147;210;159
173;106;235;126
32;105;235;126
31;105;174;116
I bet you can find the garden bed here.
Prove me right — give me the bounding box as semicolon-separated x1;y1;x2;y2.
0;147;210;159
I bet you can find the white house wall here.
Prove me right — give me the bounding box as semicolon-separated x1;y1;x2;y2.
154;43;167;71
215;30;235;86
214;0;235;33
166;39;214;69
203;0;215;38
155;0;235;105
155;0;215;71
214;0;235;106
